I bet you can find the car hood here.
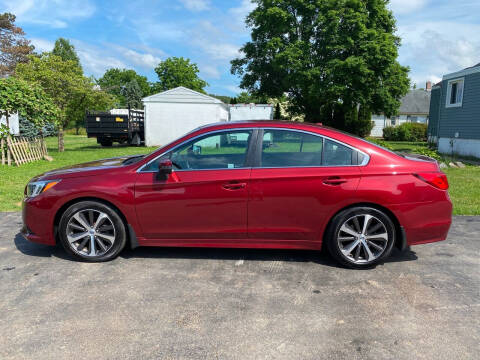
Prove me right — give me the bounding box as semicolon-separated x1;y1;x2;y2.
34;155;144;180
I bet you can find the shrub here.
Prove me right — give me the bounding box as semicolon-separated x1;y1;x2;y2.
19;116;57;137
65;127;87;135
410;147;443;161
366;137;394;150
382;126;396;140
382;122;427;141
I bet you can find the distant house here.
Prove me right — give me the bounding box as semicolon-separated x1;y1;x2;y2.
370;86;431;137
428;63;480;158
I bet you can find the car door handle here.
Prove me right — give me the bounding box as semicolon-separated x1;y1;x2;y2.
222;182;247;191
323;176;348;186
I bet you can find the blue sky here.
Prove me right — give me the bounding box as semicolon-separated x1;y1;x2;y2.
2;0;480;95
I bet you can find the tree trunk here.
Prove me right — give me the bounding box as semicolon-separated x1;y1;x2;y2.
58;125;65;152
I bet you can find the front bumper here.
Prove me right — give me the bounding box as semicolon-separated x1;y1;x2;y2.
22;198;56;245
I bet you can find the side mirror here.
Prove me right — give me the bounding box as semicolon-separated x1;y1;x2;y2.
158;159;173;175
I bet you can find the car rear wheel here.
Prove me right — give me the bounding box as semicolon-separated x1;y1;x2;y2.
59;201;126;262
326;207;395;269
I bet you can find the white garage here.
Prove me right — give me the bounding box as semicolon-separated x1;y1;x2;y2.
142;87;229;146
229;104;273;121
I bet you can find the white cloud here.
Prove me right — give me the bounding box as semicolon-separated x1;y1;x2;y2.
51;40;164;77
132;20;185;42
30;38;54;53
198;42;241;60
190;21;241;60
389;0;430;16
200;65;221;79
229;0;256;17
28;38;161;76
73;42;127;77
223;85;242;95
1;0;95;28
227;0;257;32
397;20;480;85
179;0;210;12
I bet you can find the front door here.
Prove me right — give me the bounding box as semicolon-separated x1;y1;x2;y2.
248;129;362;243
135;129;254;242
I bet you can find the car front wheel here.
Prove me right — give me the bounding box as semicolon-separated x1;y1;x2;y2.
326;207;396;269
58;201;127;262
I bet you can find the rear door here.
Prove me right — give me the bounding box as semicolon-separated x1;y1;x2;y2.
247;129;364;243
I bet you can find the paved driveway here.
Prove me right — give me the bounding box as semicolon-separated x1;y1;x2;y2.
0;213;479;360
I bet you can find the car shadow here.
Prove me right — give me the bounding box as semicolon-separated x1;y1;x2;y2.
120;244;418;269
80;144;143;150
14;233;74;262
15;232;418;268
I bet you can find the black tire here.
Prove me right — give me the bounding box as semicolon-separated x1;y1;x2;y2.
58;201;127;262
325;207;396;269
100;139;113;147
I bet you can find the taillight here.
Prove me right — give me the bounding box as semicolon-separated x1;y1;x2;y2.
414;172;449;190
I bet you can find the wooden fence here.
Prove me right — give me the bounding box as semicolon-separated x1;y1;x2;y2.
1;136;49;166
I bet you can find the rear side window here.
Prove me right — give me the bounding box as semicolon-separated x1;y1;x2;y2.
258;129;365;168
323;139;354;166
261;130;323;167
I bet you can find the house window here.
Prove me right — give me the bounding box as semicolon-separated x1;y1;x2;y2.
391;117;396;126
446;78;464;108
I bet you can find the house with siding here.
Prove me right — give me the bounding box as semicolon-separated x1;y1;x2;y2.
370;87;431;137
428;63;480;158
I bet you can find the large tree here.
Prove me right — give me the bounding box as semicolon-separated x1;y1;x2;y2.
66;85;116;135
52;37;82;72
97;68;150;106
231;0;410;136
0;13;34;76
0;77;58;132
16;53;112;151
153;57;208;93
121;79;143;109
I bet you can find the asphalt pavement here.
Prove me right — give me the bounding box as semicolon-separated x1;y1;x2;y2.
0;212;479;360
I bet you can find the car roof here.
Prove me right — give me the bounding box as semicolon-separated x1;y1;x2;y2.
191;120;323;133
191;120;360;143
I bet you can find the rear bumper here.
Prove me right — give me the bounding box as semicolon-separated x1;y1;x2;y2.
390;198;452;246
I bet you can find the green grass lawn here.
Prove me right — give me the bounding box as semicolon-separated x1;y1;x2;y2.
385;140;480;215
0;135;157;212
0;136;479;215
383;141;428;152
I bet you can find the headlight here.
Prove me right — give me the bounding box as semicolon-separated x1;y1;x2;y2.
25;180;60;198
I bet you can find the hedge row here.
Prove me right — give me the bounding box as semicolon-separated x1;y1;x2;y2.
383;122;427;141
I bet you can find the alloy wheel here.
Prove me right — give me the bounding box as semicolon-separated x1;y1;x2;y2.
66;209;116;257
337;214;389;264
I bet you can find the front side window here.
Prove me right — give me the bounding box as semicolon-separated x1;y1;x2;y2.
143;130;253;171
260;130;323;167
446;78;464;107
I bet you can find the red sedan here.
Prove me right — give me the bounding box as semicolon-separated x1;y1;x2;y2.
21;121;452;268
